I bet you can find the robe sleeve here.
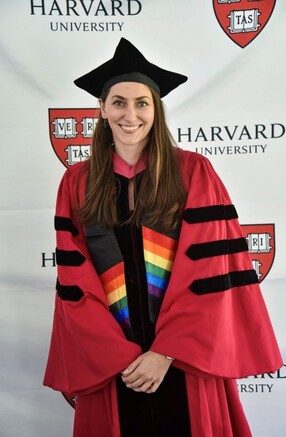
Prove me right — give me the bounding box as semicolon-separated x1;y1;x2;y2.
150;152;283;378
43;165;141;396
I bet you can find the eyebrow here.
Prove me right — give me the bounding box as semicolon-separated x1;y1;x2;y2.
111;94;152;100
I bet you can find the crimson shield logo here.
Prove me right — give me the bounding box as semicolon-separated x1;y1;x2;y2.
213;0;276;48
241;224;275;282
49;108;100;167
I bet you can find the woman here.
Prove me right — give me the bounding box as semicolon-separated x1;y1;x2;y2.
44;38;282;437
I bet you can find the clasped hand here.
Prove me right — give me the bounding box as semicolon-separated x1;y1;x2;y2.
121;351;172;394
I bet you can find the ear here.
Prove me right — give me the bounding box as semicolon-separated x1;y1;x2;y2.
98;98;106;119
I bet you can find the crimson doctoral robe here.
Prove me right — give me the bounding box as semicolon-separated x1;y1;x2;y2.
44;148;283;436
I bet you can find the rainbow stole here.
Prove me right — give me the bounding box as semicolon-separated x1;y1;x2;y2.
98;226;178;332
142;226;178;323
99;261;131;334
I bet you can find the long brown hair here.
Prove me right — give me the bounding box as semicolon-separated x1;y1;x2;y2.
77;86;186;231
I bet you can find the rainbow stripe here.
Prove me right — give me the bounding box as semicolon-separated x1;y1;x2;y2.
100;261;130;330
99;227;178;332
142;227;178;300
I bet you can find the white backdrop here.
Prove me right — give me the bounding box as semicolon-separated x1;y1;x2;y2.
0;1;285;436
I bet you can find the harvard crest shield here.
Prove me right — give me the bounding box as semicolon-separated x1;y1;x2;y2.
213;0;276;48
241;223;275;282
49;108;100;167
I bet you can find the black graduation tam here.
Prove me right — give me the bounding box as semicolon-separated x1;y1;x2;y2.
74;38;188;98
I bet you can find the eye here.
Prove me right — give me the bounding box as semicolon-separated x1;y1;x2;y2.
112;100;125;107
137;101;148;107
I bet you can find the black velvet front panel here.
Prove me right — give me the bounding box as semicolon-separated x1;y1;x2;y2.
113;173;191;437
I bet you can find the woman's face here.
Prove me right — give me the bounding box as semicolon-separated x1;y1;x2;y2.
99;81;155;156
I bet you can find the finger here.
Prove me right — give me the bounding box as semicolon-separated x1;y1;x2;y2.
145;384;158;394
124;377;146;389
145;380;162;394
121;356;142;376
124;372;155;390
133;380;160;394
130;375;161;392
122;365;146;383
121;371;143;384
131;381;154;393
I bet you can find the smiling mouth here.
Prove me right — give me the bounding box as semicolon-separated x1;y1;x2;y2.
119;124;142;132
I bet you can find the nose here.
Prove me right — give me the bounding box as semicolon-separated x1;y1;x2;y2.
123;103;138;123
